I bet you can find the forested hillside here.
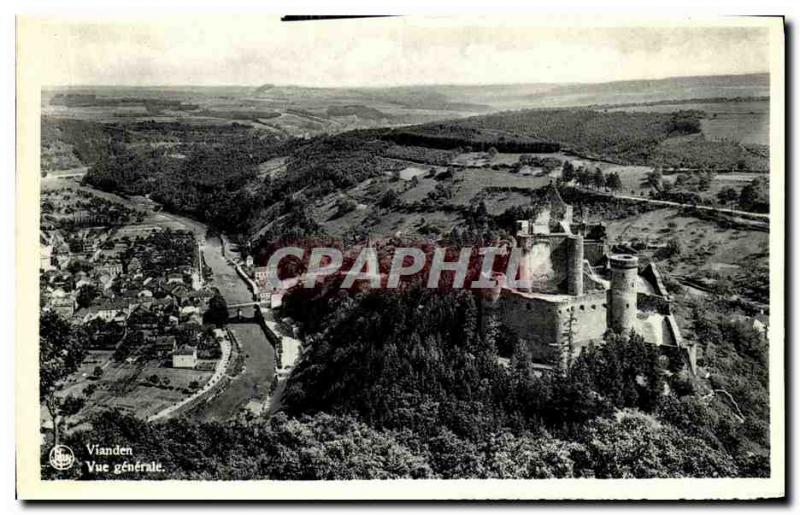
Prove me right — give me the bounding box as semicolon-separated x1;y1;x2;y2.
64;119;290;233
277;286;768;478
49;286;769;479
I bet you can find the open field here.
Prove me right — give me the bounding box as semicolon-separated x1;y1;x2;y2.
50;351;214;426
303;142;769;241
604;207;769;278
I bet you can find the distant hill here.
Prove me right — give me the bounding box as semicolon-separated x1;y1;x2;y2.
251;73;768;111
326;105;389;120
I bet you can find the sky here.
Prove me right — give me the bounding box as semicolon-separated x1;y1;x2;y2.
25;16;772;87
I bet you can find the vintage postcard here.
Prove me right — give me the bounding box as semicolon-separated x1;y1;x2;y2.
15;15;785;500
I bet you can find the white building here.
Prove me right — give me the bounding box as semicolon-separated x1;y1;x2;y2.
40;244;54;271
172;345;197;369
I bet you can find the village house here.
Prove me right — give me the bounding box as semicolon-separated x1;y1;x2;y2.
94;271;114;290
50;295;76;318
153;335;177;356
168;282;191;302
40;244;55;271
127;256;143;276
167;272;184;284
179;305;202;323
76;298;137;323
185;289;214;310
190;270;203;291
172;345;197;369
95;260;123;278
75;276;94;290
127;305;160;330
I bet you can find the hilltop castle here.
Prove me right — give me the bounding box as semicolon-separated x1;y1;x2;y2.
481;185;695;372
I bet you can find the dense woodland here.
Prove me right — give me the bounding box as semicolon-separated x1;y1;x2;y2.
384;125;561;153
409;109;767;171
426;109;703;162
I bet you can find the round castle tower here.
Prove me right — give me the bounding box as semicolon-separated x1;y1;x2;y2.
567;234;584;296
608;254;638;334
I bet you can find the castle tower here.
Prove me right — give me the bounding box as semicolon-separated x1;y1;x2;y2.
567;234;584;296
608;254;638;334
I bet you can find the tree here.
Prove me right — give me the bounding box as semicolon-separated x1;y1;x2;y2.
561;308;578;371
83;383;98;397
717;186;739;204
605;172;622;192
697;171;714;192
76;284;99;309
644;168;663;192
578;167;592;188
426;428;486;478
66;259;92;275
57;410;432;480
60;395;86;420
579;410;738;478
486;432;579;479
561;161;576;183
334;197;357;218
92;366;104;379
204;292;229;326
592;168;605;190
40;311;87;445
664;238;682;258
738;178;769;213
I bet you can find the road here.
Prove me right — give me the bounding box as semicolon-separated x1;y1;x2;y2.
578;186;770;221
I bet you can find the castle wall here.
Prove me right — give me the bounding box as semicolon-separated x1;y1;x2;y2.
583;240;607;266
491;294;561;362
486;289;608;365
517;234;570;293
557;292;609;347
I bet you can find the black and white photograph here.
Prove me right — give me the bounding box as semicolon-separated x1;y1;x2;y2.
12;12;786;501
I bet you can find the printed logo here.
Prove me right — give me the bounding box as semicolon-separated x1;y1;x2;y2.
49;444;75;471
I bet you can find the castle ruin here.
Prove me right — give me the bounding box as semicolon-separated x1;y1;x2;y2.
481;185;696;372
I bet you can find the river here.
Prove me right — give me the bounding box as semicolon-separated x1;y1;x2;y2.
189;236;275;420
